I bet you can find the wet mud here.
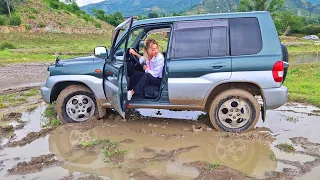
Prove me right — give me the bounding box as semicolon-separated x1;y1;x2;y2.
0;95;319;179
7;154;61;175
5;126;56;148
128;169;176;180
131;128;187;140
185;161;256;180
136;146;199;164
1;112;22;122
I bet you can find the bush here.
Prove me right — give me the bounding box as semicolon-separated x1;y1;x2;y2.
25;24;32;30
301;25;320;35
0;15;6;25
0;42;16;50
95;22;102;29
9;14;22;26
318;33;320;38
38;22;46;28
28;15;36;19
30;8;39;14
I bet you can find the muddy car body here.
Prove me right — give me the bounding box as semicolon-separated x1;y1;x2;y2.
41;11;289;132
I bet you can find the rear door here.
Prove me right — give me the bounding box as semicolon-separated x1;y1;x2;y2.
103;17;133;118
168;19;231;106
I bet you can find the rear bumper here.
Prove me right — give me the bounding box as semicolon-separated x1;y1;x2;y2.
263;86;288;110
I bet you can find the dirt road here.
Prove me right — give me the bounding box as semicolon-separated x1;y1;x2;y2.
0;63;50;92
0;88;320;180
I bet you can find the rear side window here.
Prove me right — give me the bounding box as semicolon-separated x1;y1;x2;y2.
172;19;229;59
174;28;211;58
229;18;262;56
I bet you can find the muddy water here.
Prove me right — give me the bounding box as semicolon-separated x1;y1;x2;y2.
290;53;319;65
0;102;320;179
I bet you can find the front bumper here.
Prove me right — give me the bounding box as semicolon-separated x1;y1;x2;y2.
41;86;51;104
263;86;289;110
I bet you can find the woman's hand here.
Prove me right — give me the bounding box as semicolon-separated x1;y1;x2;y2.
143;65;148;70
129;48;137;56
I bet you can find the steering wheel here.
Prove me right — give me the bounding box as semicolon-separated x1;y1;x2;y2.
126;48;140;77
128;48;140;65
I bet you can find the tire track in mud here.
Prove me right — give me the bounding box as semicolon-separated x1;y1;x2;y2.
7;154;62;175
268;137;320;179
4;126;57;148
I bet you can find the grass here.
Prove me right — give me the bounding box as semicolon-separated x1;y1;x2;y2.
0;32;111;65
244;173;252;178
50;118;61;126
286;116;299;123
23;89;40;96
102;141;127;163
80;139;106;148
283;63;320;107
287;44;320;55
277;143;296;153
44;102;57;120
0;89;40;109
208;162;221;170
269;152;276;161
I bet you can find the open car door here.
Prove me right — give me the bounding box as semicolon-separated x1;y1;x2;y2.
103;17;133;118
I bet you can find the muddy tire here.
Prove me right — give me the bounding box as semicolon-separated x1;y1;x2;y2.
281;44;289;83
209;89;260;133
56;85;98;124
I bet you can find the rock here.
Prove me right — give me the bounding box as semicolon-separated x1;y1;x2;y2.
192;125;204;132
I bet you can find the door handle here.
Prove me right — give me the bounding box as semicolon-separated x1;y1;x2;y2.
211;63;226;70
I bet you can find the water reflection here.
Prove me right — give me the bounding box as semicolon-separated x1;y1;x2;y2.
48;123;277;179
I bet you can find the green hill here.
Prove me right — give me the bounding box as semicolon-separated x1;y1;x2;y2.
81;0;202;16
81;0;320;16
187;0;320;15
1;0;113;30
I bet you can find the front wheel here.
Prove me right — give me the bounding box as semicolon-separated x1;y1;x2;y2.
209;89;260;133
56;85;98;123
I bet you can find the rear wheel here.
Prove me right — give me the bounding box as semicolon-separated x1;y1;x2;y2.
56;85;98;123
209;89;260;133
281;44;289;82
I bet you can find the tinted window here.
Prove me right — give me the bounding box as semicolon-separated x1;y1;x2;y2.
211;27;228;56
230;18;262;56
174;28;210;58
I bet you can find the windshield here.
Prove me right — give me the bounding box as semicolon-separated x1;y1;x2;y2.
111;18;132;46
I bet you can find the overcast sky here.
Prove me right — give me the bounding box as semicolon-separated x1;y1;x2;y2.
76;0;104;7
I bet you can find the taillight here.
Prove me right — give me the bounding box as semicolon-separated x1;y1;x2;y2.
272;61;284;82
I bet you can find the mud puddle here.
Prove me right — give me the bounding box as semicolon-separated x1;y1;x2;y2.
0;102;319;179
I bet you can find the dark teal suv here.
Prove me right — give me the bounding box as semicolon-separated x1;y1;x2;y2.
41;11;289;133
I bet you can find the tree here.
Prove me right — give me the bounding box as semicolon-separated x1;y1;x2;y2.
105;11;124;26
92;9;124;26
148;12;159;18
273;11;303;35
63;0;76;4
92;8;106;21
4;0;12;17
238;0;284;13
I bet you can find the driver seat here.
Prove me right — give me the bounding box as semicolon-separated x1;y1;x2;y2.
143;85;160;99
142;56;166;99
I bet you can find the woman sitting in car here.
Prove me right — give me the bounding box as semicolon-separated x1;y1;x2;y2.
127;38;164;100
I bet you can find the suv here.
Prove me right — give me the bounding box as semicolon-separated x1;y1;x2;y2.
41;11;289;133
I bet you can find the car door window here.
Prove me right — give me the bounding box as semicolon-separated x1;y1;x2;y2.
114;28;144;63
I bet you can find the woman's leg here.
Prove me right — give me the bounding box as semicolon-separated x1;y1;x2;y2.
128;71;144;90
149;77;162;87
133;73;154;95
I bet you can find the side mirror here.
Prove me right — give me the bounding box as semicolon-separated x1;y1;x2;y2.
94;46;108;59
